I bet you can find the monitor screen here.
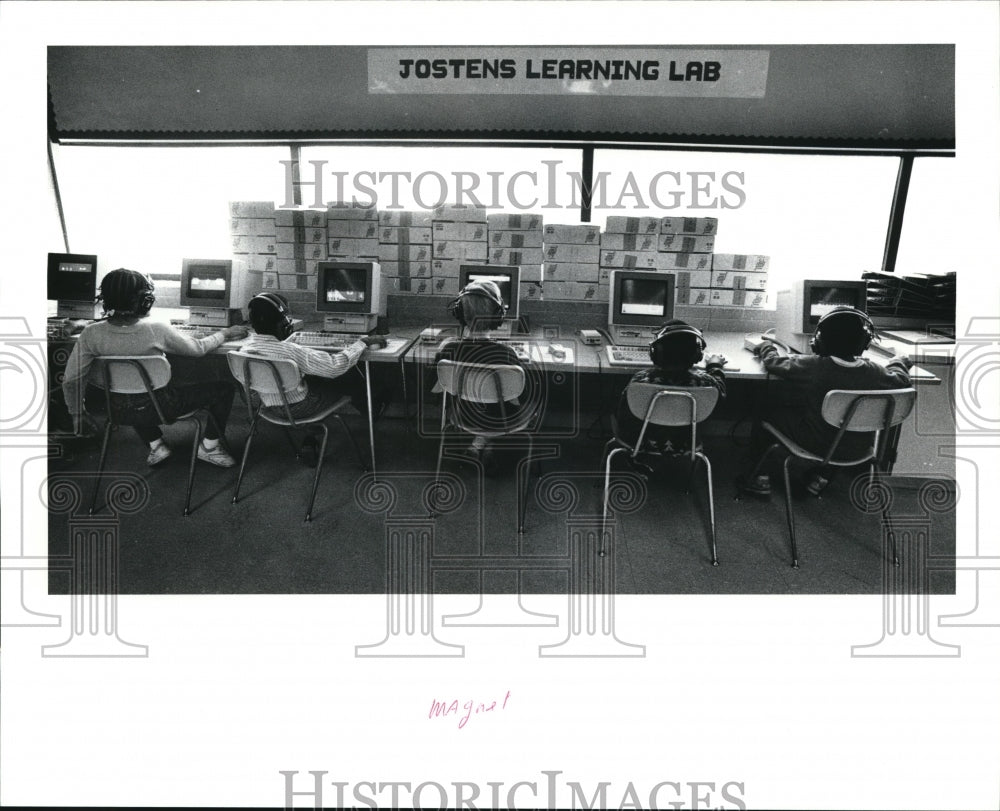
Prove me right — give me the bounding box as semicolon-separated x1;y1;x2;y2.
323;266;368;304
47;252;98;302
180;259;233;308
315;262;378;314
621;278;669;317
610;270;675;327
802;280;867;329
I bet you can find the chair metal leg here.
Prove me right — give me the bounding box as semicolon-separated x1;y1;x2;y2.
871;463;900;566
182;415;206;517
600;447;627;557
305;424;329;523
232;416;259;505
333;414;367;471
429;406;448;517
782;455;799;568
88;418;114;515
517;433;534;534
697;452;719;567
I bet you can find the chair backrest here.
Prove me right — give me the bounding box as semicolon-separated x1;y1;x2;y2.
227;350;302;395
626;383;720;427
821;388;917;432
90;355;171;395
436;360;526;404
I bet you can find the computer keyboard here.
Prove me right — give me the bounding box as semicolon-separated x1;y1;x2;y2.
606;345;650;366
173;324;217;339
287;331;360;350
496;340;531;362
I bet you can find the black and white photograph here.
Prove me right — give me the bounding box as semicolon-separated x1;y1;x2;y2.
1;2;998;809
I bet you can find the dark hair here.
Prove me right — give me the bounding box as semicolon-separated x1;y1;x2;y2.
247;292;292;339
99;268;155;317
813;310;869;359
449;279;507;331
649;319;705;371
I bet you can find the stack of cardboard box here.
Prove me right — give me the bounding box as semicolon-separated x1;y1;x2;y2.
709;254;769;308
230;201;278;292
377;210;433;294
265;207;326;293
659;217;716;306
597;216;667;292
430;205;488;297
540;223;602;303
488;213;544;300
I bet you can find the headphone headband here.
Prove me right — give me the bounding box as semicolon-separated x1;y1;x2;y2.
649;321;706;368
248;291;294;339
811;306;877;356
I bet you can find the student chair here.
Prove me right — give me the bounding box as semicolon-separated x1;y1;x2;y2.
434;360;540;533
87;355;220;517
747;387;917;568
227;351;366;522
602;384;721;566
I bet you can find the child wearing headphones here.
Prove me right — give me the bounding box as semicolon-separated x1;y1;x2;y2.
744;306;912;496
614;319;728;464
242;292;387;423
62;268;249;467
434;279;533;474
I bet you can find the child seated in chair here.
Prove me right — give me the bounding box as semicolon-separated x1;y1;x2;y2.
242;292;387;423
433;279;535;474
744;306;912;497
614;319;727;470
62;268;248;468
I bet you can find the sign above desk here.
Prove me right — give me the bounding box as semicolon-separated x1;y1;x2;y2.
367;48;770;98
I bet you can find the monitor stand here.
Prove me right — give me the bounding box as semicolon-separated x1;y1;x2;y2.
322;313;378;334
187;307;244;328
608;324;659;347
56;301;100;319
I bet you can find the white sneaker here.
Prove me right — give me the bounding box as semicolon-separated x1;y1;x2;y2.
197;444;236;468
147;444;173;467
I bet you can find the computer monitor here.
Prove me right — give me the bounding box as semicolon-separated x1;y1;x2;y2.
316;260;385;333
607;269;676;345
48;252;99;318
774;279;868;351
456;264;523;336
180;258;252;327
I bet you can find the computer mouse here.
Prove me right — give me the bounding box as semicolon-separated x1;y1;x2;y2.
549;343;567;360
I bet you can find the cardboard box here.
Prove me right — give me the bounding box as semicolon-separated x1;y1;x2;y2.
543;224;601;244
489;248;545;266
392;276;434;295
261;271;279;290
232;235;277;255
544;243;601;264
521;281;544;301
277;273;313;292
711;271;769;290
327;220;379;239
488;230;543;249
275;259;321;275
379;210;434;227
659;217;718;235
274;209;327;228
600;233;658;252
709;289;769;307
431;276;460;296
543;262;601;283
432;221;487;241
328;237;380;257
432;240;489;261
599;250;668;269
488;213;543;230
677;287;713;306
658;252;712;271
517;264;544;283
380;260;433;279
326;203;378;221
378;226;432;244
229;217;277;237
229;201;275;218
378;243;433;263
657;234;715;253
276;225;327;244
712;254;770;272
433;204;488;223
240;253;277;273
277;242;327;261
674;270;713;289
430;259;465;278
604;216;660;235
